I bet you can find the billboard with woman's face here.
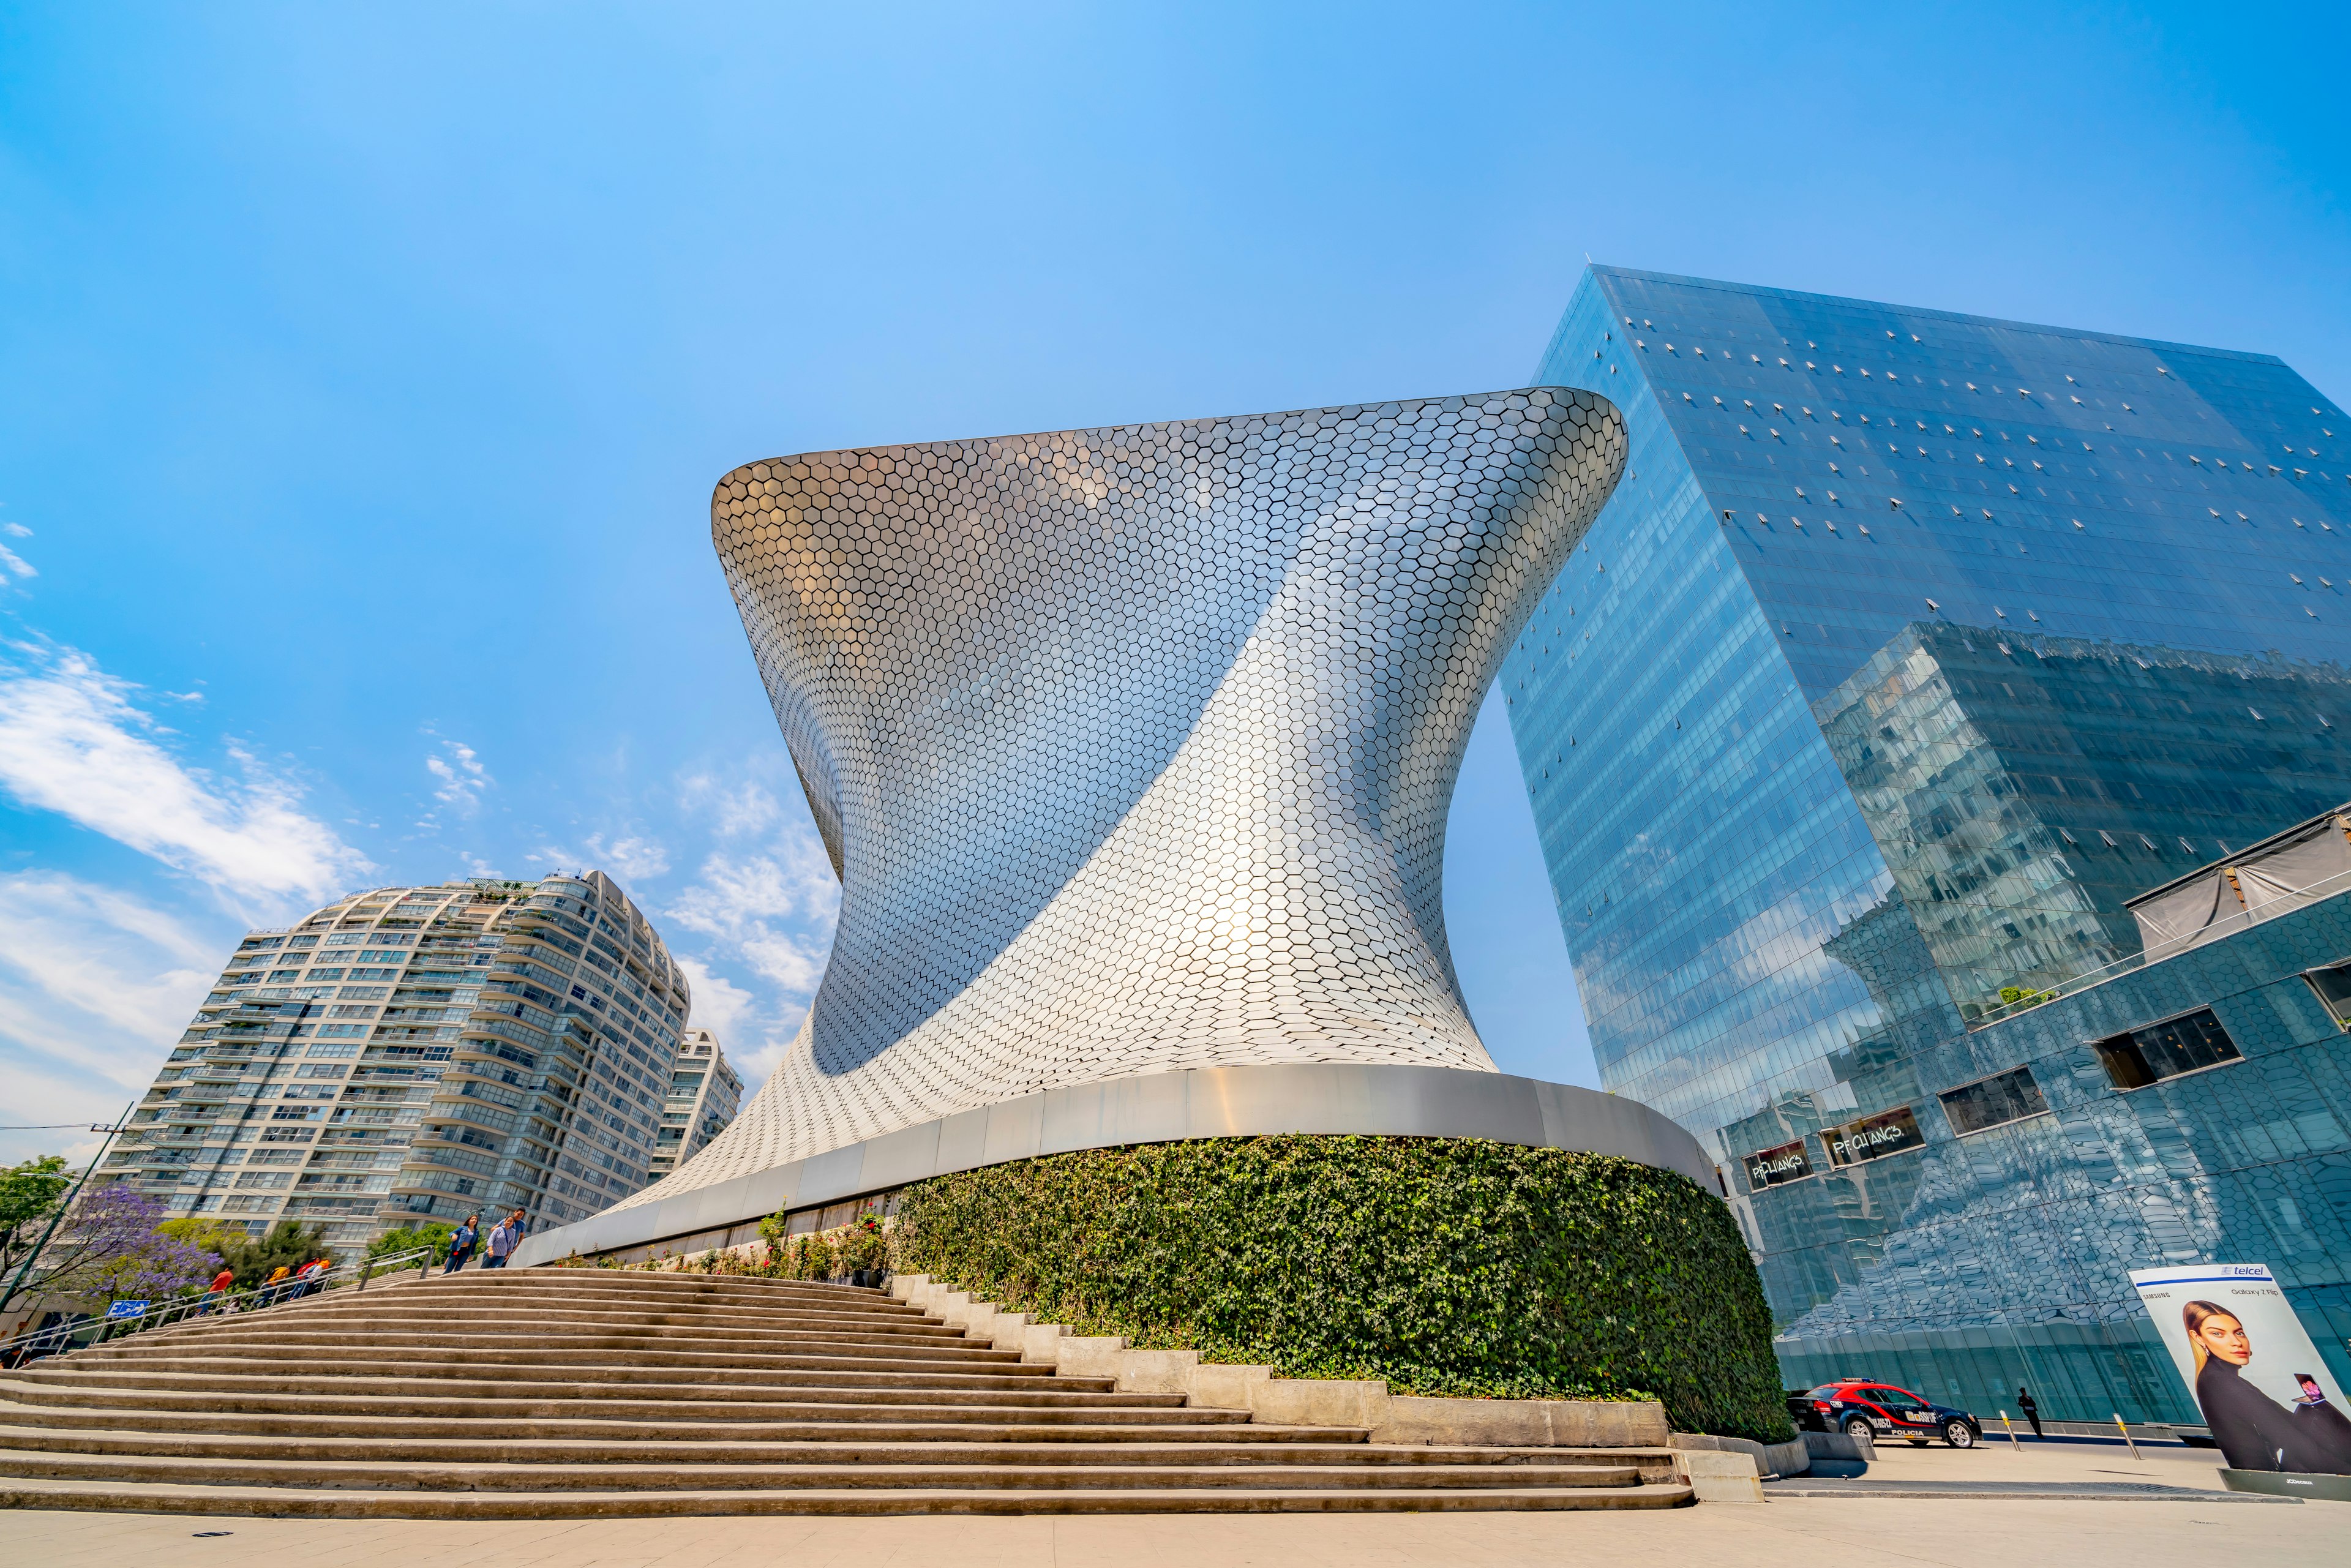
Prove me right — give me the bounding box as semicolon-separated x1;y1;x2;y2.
2131;1264;2351;1477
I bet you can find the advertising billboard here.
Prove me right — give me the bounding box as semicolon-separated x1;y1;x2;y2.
2130;1263;2351;1480
1822;1106;1925;1168
1743;1138;1812;1190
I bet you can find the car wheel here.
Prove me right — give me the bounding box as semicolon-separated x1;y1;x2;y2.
1944;1420;1975;1448
1842;1416;1874;1441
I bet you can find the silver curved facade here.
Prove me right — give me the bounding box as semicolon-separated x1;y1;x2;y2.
575;388;1626;1242
511;1062;1710;1265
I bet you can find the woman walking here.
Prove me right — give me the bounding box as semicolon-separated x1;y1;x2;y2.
444;1214;480;1274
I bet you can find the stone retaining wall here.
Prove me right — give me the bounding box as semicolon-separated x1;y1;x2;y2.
888;1271;1779;1484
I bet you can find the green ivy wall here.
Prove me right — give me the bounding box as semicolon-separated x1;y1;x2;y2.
894;1134;1791;1442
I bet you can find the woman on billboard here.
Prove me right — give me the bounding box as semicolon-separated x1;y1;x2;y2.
2183;1301;2351;1473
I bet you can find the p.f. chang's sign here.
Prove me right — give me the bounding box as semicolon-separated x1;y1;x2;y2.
1823;1106;1926;1168
1744;1138;1813;1189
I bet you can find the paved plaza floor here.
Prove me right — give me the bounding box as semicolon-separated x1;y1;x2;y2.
6;1438;2340;1567
1775;1431;2238;1494
3;1493;2341;1568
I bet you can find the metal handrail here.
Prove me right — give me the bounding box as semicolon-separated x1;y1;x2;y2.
0;1245;434;1367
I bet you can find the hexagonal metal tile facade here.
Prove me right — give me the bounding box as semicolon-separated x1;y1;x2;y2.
621;387;1624;1207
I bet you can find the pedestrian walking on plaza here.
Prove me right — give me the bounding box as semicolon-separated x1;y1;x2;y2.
200;1264;234;1315
258;1265;294;1305
483;1212;518;1270
2017;1386;2042;1438
445;1214;479;1274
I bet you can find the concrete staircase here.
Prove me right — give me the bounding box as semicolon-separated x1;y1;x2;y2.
0;1269;1692;1517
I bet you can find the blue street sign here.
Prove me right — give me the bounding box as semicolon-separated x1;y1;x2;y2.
105;1300;148;1318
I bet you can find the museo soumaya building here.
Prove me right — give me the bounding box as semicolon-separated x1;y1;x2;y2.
518;387;1724;1272
1500;267;2351;1423
518;265;2351;1429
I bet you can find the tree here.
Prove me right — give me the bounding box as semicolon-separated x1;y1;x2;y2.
368;1222;454;1265
1;1178;208;1318
218;1220;334;1287
157;1217;249;1258
0;1157;74;1309
81;1227;224;1306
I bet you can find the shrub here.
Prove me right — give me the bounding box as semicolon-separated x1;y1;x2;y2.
896;1135;1790;1442
786;1230;837;1280
838;1214;888;1274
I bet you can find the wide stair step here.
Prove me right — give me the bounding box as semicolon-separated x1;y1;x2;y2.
0;1270;1691;1517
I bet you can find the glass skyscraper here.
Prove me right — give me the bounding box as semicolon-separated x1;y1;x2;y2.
1503;266;2351;1419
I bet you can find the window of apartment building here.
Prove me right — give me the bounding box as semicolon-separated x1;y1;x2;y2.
1938;1066;2051;1136
2091;1008;2244;1090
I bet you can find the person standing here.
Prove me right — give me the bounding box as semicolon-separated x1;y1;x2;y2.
482;1211;517;1270
444;1214;479;1274
2017;1386;2042;1438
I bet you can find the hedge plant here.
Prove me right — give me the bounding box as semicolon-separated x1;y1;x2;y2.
895;1134;1790;1442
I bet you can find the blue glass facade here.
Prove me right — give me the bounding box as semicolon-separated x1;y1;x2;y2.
1504;266;2351;1419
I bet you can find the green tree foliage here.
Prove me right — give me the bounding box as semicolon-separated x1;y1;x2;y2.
157;1218;249;1259
218;1220;335;1287
0;1156;75;1307
897;1135;1792;1442
367;1223;455;1265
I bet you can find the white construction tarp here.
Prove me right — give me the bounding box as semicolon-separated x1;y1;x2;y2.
2235;819;2351;923
2131;871;2238;959
2129;811;2351;958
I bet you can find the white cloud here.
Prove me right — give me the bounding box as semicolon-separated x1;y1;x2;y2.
675;956;754;1038
667;831;838;945
583;832;670;882
0;522;29;538
0;544;35;581
0;873;222;1163
658;811;838;1092
424;738;492;815
678;771;789;839
728;1016;809;1082
741;929;827;994
0;642;370;908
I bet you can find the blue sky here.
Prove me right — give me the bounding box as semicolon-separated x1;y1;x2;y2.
2;2;2344;1165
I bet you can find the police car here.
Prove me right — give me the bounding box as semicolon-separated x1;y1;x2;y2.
1789;1380;1981;1447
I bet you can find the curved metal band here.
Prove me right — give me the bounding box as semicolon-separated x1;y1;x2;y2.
513;1062;1712;1264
